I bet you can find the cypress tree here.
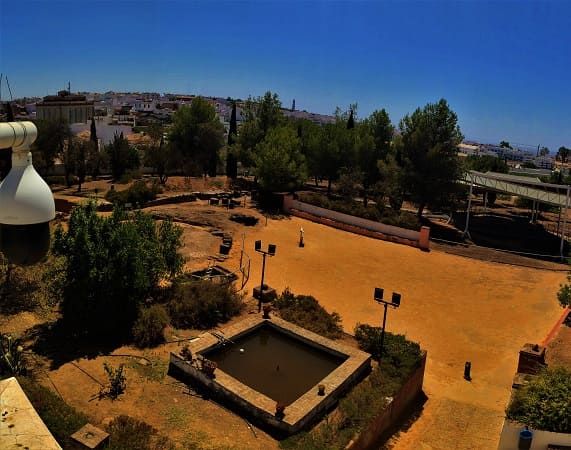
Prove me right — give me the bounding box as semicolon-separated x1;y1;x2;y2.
347;108;355;129
228;101;237;145
226;101;238;178
90;117;98;144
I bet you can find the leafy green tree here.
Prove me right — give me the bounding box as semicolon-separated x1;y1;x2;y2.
337;167;362;200
465;155;509;173
368;109;394;160
499;140;512;149
506;367;571;433
237;91;283;168
295;119;323;186
557;270;571;307
143;124;172;184
399;99;464;217
168;97;224;176
254;126;307;192
31;118;71;177
539;146;550;157
377;152;404;210
105;132;140;180
256;91;283;137
556;146;570;163
356;109;394;206
51;203;184;340
317;122;357;197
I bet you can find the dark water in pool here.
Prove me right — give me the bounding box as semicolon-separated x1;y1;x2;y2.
204;325;347;404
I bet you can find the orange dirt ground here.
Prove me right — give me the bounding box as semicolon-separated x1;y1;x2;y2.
2;177;569;450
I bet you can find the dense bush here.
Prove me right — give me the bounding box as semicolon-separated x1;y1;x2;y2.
273;288;343;339
106;415;175;450
298;192;421;230
506;366;571;433
105;180;162;207
354;323;422;375
132;305;169;348
18;376;89;449
168;280;244;329
51;203;184;340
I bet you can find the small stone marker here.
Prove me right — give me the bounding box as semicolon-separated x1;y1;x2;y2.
71;423;109;449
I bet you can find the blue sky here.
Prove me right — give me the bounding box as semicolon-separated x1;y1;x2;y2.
1;0;570;151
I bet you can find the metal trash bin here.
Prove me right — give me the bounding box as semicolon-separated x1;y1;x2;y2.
518;428;533;450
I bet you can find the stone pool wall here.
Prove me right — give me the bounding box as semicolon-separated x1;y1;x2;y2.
168;316;371;436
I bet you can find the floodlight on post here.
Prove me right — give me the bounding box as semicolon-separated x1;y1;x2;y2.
255;240;276;313
0;122;55;265
373;287;401;367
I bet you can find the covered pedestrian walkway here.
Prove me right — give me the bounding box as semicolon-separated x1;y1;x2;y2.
462;171;571;259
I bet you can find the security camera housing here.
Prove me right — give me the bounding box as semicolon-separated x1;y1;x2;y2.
0;122;55;265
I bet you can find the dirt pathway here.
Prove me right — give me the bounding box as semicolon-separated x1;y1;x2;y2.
236;215;566;450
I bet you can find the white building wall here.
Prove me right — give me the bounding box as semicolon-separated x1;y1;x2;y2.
498;420;571;450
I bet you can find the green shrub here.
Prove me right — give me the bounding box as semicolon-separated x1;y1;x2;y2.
100;363;127;400
273;288;343;339
18;376;89;449
354;323;422;376
105;180;162;207
117;173;134;184
506;366;571;433
298;192;421;231
106;415;176;450
168;280;244;329
132;305;169;348
0;334;26;376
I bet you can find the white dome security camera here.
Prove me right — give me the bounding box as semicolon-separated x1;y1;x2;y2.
0;122;55;265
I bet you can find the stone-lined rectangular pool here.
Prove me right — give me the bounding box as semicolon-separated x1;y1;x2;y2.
169;316;371;436
204;323;347;405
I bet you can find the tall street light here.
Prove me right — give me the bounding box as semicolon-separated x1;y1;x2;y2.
255;240;276;312
373;287;401;366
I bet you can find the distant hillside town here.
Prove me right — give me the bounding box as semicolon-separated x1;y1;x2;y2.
0;88;563;174
0;89;334;140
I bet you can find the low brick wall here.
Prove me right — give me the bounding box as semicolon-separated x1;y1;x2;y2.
283;196;430;250
346;351;428;450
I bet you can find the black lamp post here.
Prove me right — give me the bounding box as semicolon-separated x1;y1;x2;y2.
255;240;276;312
373;287;401;366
